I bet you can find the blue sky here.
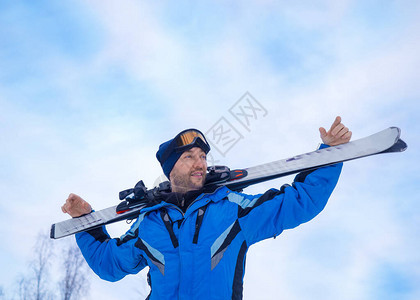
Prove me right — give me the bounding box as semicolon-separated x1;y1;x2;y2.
0;1;419;299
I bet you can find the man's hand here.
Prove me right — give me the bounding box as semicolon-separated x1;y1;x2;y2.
319;116;352;146
62;193;92;218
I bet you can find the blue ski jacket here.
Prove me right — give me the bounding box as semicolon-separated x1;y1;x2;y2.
76;162;342;300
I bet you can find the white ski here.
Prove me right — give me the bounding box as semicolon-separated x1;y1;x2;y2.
51;127;406;239
224;127;406;191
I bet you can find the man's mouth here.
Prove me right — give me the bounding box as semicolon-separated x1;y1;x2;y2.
191;171;203;178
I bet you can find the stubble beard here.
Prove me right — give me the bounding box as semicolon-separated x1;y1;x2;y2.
171;168;206;194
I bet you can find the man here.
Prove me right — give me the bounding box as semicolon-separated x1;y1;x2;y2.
62;116;351;299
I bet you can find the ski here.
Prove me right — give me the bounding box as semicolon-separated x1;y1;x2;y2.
221;126;406;191
50;127;407;239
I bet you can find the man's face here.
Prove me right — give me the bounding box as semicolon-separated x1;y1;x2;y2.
170;147;207;193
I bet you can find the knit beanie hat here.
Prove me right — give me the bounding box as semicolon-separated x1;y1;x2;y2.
156;129;210;179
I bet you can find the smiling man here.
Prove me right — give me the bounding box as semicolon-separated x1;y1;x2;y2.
162;139;208;193
170;147;207;193
62;117;351;299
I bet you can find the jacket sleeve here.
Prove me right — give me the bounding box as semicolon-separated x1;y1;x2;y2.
75;217;148;282
237;161;342;246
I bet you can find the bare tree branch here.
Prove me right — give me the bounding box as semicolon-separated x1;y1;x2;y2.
31;232;54;300
58;244;90;300
13;231;55;300
12;231;91;300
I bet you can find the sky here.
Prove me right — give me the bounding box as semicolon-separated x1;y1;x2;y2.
0;0;419;299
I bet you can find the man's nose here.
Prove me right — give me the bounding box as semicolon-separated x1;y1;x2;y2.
193;157;206;169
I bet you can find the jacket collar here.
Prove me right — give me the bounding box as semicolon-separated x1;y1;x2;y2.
139;185;231;215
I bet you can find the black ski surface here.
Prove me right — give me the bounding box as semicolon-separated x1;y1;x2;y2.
51;127;407;239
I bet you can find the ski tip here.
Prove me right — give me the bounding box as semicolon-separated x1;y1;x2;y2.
389;126;401;135
396;139;408;152
380;138;408;154
388;126;401;139
387;127;407;152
